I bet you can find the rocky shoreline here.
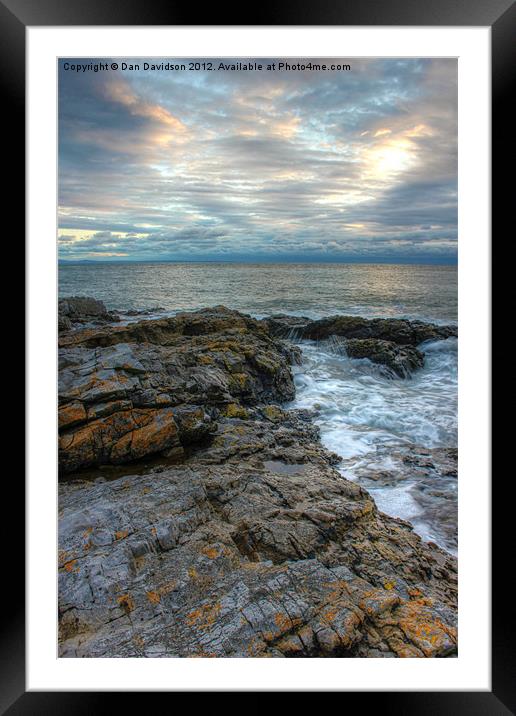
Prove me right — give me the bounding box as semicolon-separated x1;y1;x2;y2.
58;297;458;658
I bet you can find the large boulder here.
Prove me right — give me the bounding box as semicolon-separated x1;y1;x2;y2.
58;296;120;331
345;338;424;378
59;295;109;319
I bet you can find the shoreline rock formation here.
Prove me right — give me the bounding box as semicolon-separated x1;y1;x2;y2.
58;296;120;332
265;314;457;378
58;301;458;658
59;306;299;472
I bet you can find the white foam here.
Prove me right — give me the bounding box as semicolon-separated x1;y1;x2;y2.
291;339;457;551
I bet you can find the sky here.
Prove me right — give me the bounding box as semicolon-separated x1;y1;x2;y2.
58;58;457;263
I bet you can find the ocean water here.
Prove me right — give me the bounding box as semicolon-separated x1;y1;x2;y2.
59;262;458;553
292;337;457;553
59;262;457;323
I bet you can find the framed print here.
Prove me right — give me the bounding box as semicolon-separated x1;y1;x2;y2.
6;0;513;708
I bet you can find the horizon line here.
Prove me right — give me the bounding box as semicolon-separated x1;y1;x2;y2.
58;258;458;266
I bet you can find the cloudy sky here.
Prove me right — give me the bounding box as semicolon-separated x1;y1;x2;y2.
58;58;457;263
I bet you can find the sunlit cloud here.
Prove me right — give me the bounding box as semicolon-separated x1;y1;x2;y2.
58;58;457;262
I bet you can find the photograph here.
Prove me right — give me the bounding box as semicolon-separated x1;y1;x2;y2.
57;56;459;659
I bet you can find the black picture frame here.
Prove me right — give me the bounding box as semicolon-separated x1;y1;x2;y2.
7;0;512;709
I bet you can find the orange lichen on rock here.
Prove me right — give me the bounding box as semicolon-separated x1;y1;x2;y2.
63;559;79;573
59;401;87;430
132;634;145;650
146;580;176;606
57;308;457;658
59;407;179;471
185;602;222;630
245;637;268;657
396;600;457;657
201;546;220;559
313;600;363;651
358;588;401;617
270;611;298;638
58;549;71;567
388;639;425;658
117;594;135;613
158;580;176;597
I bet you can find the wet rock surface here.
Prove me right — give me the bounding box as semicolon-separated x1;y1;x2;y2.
59;296;120;330
343;338;424;378
352;446;458;552
58;304;458;658
122;307;166;317
265;314;457;345
266;314;456;377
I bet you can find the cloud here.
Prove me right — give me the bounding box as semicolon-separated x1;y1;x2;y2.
58;58;457;262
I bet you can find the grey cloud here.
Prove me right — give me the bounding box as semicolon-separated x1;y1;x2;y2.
58;58;457;262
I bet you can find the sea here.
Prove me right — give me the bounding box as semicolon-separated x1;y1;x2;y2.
59;262;458;554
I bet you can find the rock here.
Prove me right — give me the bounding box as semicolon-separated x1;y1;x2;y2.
345;338;424;378
58;408;457;658
59;407;182;472
264;313;456;377
123;307;165;316
350;444;458;553
265;314;457;346
59;296;108;318
58;307;296;473
58;303;458;658
58;314;72;332
58;296;120;331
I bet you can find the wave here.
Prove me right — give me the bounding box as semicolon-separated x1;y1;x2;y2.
291;335;457;553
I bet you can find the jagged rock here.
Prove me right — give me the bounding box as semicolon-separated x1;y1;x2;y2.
58;307;297;472
58;302;458;658
264;314;456;377
59;296;120;330
58;410;457;658
59;296;109;318
58;314;72;332
265;314;457;345
59;407;183;473
345;338;424;378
